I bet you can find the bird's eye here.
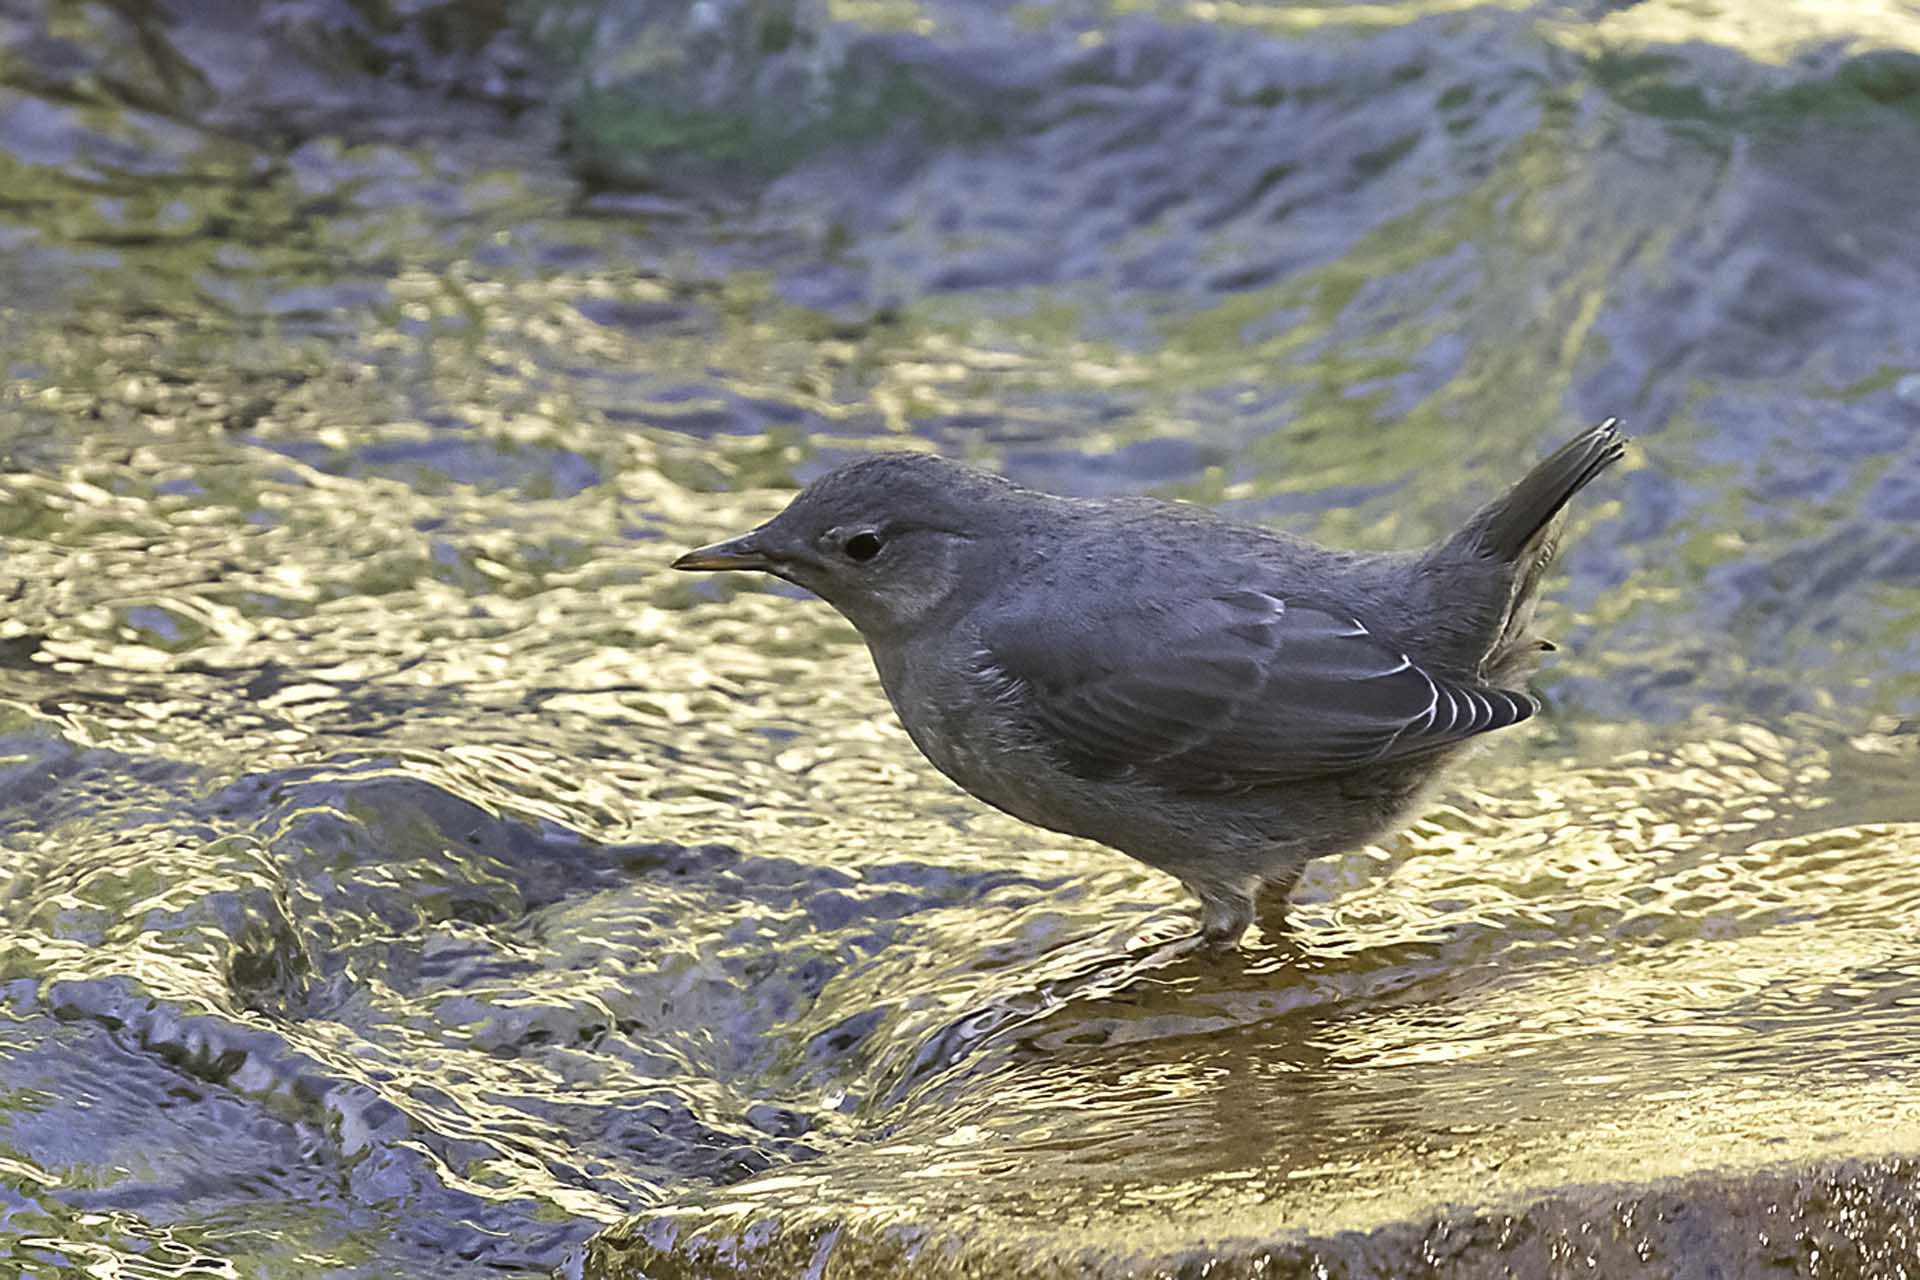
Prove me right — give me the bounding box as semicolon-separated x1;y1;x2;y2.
843;531;885;562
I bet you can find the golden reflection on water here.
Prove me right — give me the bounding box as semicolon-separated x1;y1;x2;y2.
602;721;1920;1267
1560;0;1920;66
1118;0;1920;57
6;206;1917;1271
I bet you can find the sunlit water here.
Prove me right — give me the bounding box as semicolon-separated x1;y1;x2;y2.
2;1;1919;1276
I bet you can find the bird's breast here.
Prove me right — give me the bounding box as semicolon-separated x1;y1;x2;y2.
868;638;1068;830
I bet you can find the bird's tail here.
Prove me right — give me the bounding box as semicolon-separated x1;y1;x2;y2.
1449;419;1628;564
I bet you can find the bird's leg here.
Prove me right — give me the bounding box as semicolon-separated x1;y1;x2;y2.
1249;867;1304;950
1193;877;1257;951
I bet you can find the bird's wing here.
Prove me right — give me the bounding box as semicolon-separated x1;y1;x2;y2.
982;585;1535;789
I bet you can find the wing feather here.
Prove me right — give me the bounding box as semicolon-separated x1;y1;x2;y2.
984;585;1534;789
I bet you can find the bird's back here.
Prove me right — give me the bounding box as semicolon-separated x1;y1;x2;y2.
1014;494;1509;677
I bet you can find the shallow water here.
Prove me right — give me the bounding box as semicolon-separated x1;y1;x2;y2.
2;1;1919;1276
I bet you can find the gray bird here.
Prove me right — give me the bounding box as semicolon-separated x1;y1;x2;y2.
673;420;1626;948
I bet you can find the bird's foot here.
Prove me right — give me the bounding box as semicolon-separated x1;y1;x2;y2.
1196;887;1256;952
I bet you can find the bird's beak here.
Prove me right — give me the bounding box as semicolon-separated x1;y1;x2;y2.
671;530;777;573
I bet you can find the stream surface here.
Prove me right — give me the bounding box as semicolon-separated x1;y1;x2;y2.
2;1;1919;1276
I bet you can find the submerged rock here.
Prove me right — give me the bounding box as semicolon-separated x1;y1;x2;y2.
587;1155;1920;1278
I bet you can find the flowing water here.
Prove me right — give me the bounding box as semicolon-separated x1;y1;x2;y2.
2;1;1919;1276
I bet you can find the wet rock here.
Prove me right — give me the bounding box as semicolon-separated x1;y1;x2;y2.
587;1156;1920;1278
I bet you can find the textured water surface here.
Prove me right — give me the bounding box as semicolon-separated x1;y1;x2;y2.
2;0;1919;1276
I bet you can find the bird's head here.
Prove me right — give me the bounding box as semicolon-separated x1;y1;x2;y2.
671;453;1027;641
